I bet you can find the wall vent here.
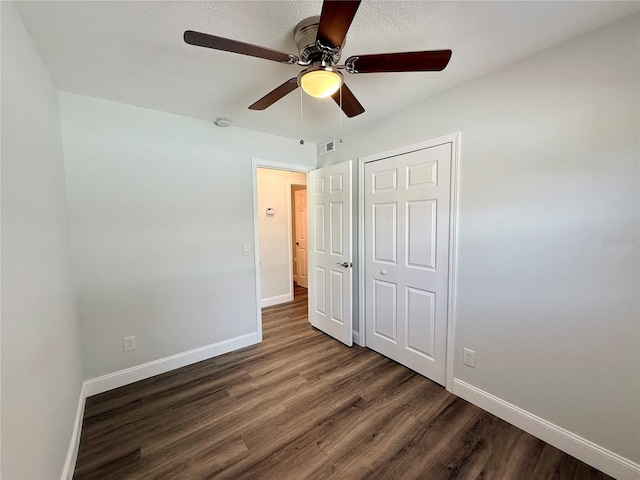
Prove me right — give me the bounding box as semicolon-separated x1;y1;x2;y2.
318;139;336;156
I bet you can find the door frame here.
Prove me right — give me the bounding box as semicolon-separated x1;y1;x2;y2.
252;159;313;342
357;133;461;391
289;182;307;287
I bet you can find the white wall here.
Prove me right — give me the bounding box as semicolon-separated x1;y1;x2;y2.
1;3;84;478
58;92;315;379
257;168;306;305
320;14;639;468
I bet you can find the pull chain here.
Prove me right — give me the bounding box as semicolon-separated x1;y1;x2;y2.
299;88;305;145
339;84;343;143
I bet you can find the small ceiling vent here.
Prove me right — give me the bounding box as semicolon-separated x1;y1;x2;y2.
318;139;336;156
214;117;231;127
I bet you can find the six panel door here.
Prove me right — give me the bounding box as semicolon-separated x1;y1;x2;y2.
307;161;353;347
364;143;452;385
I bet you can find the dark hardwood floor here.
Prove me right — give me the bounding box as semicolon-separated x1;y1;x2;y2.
73;285;611;479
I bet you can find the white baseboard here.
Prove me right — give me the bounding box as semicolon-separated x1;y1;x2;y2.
261;293;293;308
452;378;640;480
352;330;363;346
63;333;258;479
60;384;86;480
84;332;258;397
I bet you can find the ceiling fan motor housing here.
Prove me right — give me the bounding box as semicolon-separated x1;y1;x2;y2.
184;1;450;118
294;16;342;64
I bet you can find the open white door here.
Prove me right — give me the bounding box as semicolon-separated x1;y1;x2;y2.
307;161;353;346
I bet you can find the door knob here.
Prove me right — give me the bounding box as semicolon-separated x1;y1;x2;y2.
336;262;352;268
380;270;387;275
296;242;299;246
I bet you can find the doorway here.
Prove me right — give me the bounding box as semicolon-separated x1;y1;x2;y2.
255;167;307;308
252;159;354;347
252;160;313;342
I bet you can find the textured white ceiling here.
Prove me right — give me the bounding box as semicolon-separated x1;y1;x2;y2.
14;1;639;144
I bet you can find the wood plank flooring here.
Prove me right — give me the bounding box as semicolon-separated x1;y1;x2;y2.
73;286;612;479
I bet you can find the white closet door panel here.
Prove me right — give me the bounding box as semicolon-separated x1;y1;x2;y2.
365;143;452;384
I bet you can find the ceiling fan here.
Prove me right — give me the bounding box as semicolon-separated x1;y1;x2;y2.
184;0;452;118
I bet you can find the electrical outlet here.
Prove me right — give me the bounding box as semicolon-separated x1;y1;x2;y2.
463;348;475;368
123;336;136;352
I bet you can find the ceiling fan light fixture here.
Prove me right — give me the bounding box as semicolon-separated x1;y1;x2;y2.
299;66;343;98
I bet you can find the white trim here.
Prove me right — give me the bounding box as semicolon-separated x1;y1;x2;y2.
252;159;313;343
452;378;640;480
352;330;361;346
357;156;366;347
285;180;294;296
359;133;459;164
261;293;293;308
357;133;461;387
61;333;257;478
444;134;461;393
251;164;262;342
83;333;258;397
291;180;298;285
60;385;86;480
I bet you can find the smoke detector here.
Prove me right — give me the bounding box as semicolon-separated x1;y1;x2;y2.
214;117;231;127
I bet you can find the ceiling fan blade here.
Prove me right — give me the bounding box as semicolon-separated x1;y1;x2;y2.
184;31;298;64
346;50;452;73
331;83;365;118
317;0;361;49
249;78;299;110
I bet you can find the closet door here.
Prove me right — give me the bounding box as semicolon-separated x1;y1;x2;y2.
365;143;452;384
